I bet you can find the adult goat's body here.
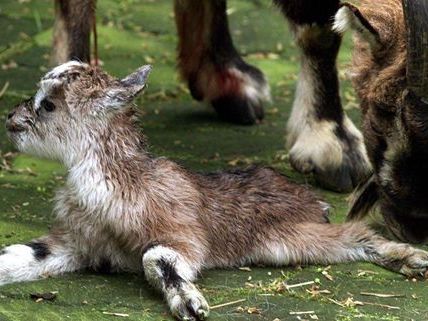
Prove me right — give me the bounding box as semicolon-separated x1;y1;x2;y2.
3;62;428;321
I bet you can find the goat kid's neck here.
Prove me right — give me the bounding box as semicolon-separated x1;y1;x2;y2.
64;118;149;209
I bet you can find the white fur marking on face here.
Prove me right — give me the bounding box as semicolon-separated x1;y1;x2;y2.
35;63;83;111
34;89;46;111
34;61;87;110
44;61;83;80
35;79;62;111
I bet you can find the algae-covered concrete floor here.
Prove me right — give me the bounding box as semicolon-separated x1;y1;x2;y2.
0;1;427;320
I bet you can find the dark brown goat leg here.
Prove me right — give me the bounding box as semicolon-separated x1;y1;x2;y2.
274;0;371;193
174;0;270;125
52;0;95;64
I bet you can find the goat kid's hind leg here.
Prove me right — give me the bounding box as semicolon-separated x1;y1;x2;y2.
338;224;428;277
174;0;270;125
256;222;428;278
275;0;371;192
143;246;209;321
52;0;95;64
0;232;82;286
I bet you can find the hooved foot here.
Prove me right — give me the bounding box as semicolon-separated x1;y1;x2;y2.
188;62;270;125
399;249;428;278
378;244;428;278
168;282;210;321
211;94;264;125
288;116;371;193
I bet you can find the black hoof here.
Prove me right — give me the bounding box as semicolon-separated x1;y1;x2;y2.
289;152;371;193
289;118;372;193
211;95;264;125
314;158;371;193
314;166;356;193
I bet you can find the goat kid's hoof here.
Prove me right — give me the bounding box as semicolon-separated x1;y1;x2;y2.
211;95;264;125
398;249;428;278
169;284;209;321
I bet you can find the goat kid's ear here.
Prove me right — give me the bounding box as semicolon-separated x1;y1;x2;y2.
120;65;152;90
333;3;381;50
103;65;152;110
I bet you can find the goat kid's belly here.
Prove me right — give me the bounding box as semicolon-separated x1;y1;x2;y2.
66;226;143;273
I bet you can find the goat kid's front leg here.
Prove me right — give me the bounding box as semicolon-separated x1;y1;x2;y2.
174;0;270;125
275;0;371;192
0;233;82;286
143;246;209;321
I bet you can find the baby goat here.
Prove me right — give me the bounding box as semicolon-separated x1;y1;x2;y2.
3;62;428;321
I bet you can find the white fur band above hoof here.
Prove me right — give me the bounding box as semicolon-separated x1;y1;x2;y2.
333;6;354;34
333;4;379;49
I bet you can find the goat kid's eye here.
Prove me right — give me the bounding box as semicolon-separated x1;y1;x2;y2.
41;99;56;112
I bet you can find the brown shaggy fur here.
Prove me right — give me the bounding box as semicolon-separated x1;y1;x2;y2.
336;0;428;243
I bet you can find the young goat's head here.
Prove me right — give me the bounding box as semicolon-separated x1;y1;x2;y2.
335;0;428;243
6;61;151;165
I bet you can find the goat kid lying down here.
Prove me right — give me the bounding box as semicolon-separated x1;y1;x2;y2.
3;62;428;321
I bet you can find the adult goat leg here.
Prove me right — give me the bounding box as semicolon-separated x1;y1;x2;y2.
275;0;371;192
52;0;95;64
174;0;270;125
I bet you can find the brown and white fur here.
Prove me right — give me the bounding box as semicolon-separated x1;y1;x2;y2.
3;62;428;321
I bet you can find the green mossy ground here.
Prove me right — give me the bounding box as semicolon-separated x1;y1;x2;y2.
0;1;427;320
